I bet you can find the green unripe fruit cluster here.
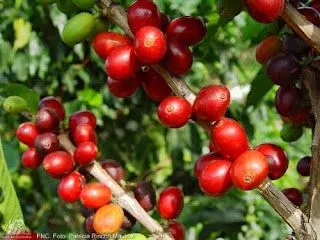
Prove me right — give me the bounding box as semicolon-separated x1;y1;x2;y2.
3;96;28;114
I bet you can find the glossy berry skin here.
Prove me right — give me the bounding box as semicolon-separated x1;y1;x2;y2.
72;123;97;146
245;0;284;23
58;171;85;203
266;53;300;87
282;188;303;207
43;151;75;178
105;45;139;81
211;118;249;161
255;35;282;64
107;75;141;98
101;159;125;183
161;13;170;31
165;39;193;77
193;85;231;122
142;69;172;102
168;220;186;240
281;123;303;142
16;122;39;146
80;183;112;209
209;140;217;152
34;133;60;156
39;96;65;120
157;96;192;128
35;107;60;133
74;142;98;166
127;0;162;34
85;214;95;234
230;150;269;190
297;156;311;177
166;17;207;46
93;32;132;59
299;8;320;27
134;181;156;211
157;186;184;219
69;111;96;131
22;148;42;169
194;152;221;179
93;203;124;234
256;143;288;180
283;34;309;58
134;26;167;64
199;159;233;196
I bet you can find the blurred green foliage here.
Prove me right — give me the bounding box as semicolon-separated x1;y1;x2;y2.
0;0;312;239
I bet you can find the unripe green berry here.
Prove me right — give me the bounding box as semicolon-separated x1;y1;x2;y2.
217;0;244;21
56;0;80;15
280;123;303;142
3;96;28;114
72;0;96;10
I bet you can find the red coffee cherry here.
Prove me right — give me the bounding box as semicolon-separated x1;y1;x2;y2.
85;214;96;234
122;210;136;230
168;220;186;240
193;85;230;122
142;68;172;102
299;8;320;26
93;32;132;59
80;183;112;209
194;152;221;179
107;74;141;98
43;151;75;178
74;142;98;166
39;96;65;120
165;39;193;77
22;147;42;169
105;45;139;81
127;0;162;34
256;143;289;180
166;16;207;46
297;156;311;177
134;181;156;211
35;108;60;133
134;26;167;64
199;159;232;197
209;140;217;152
58;171;85;203
283;34;309;58
255;35;282;64
101;159;125;183
72;123;97;146
157;96;192;128
211;118;249;160
282;188;303;207
157;186;184;219
230;150;269;190
245;0;285;23
69;110;96;131
288;106;312;124
16;122;39;146
34;133;60;156
161;13;170;31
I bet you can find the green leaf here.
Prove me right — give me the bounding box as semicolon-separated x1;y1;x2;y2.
3;142;20;173
0;137;25;232
77;88;103;107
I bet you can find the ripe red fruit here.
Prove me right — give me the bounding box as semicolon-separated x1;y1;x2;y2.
245;0;285;23
16;122;39;146
168;220;186;240
43;151;75;178
80;183;112;209
93;204;124;234
39;96;65;120
34;133;60;156
134;181;156;211
142;68;172;101
101;159;125;183
107;75;141;98
134;26;167;64
105;45;139;81
72;123;97;146
93;32;132;59
69;111;96;131
85;214;95;234
127;0;162;34
255;35;282;64
283;34;309;58
193;85;230;122
282;188;303;207
58;171;85;203
256;143;288;180
297;156;311;176
299;8;320;26
194;152;220;179
22;147;42;169
161;13;170;31
230;150;269;190
157;186;184;219
165;39;193;77
157;96;192;128
209;140;217;152
74;142;98;166
35;108;60;133
211;118;249;160
166;16;207;46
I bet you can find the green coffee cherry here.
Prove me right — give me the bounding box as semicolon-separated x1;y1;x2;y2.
217;0;244;21
61;12;95;46
3;96;28;114
17;175;33;191
72;0;96;10
120;233;147;240
280;123;303;142
38;0;56;4
56;0;80;15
